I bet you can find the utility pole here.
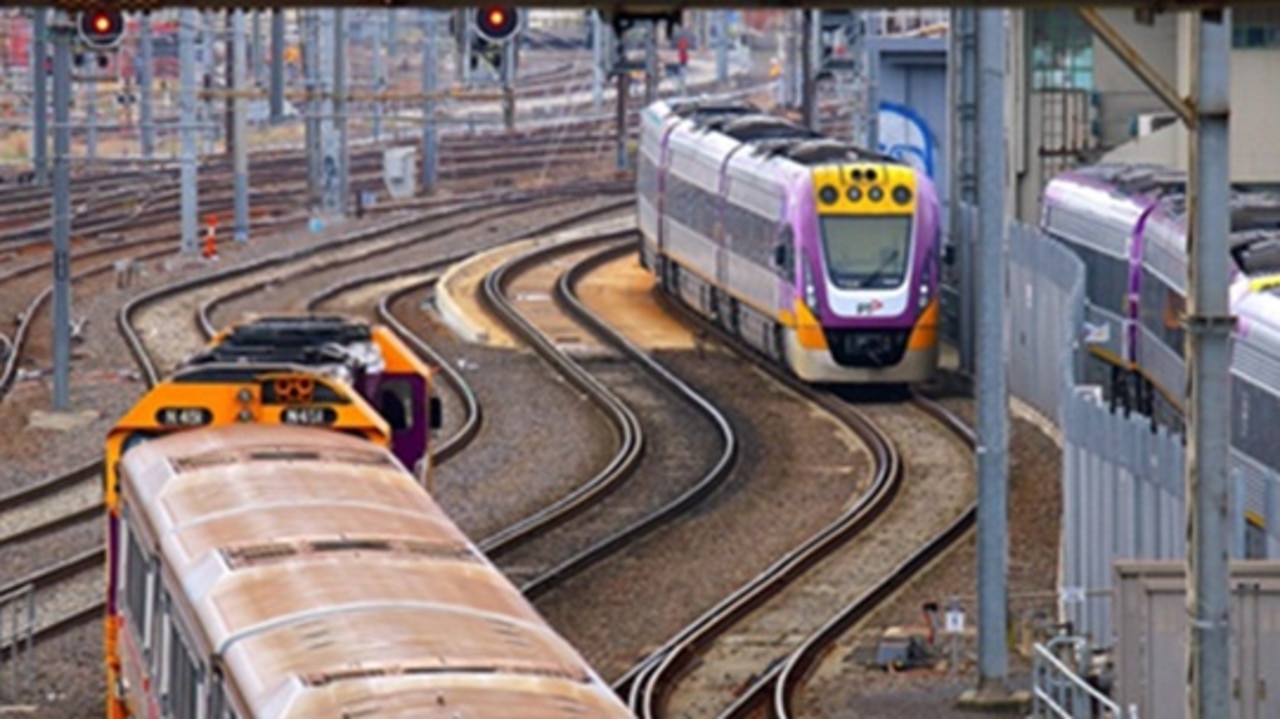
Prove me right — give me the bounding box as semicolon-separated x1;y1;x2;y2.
959;7;1014;708
138;13;154;158
502;36;516;132
615;65;628;171
420;10;438;192
783;10;798;108
1186;9;1232;719
316;9;340;215
948;8;979;376
223;12;234;156
179;8;199;254
232;9;249;242
31;8;48;185
251;10;262;85
303;10;320;210
591;11;603;113
201;12;216;154
715;11;728;86
86;54;97;160
644;21;657;107
334;9;349;216
372;9;385;141
51;12;72;410
800;10;814;130
269;9;283;123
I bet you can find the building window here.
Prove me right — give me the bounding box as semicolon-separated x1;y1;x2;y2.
1233;9;1280;49
1029;10;1095;91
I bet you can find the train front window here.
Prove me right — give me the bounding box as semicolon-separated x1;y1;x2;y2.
819;215;913;290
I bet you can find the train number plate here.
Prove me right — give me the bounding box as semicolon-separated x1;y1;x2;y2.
280;406;337;426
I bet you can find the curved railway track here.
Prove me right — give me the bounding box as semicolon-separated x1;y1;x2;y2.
512;239;742;599
0;188;634;654
606;281;975;719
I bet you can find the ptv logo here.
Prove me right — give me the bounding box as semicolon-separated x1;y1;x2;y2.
855;299;884;315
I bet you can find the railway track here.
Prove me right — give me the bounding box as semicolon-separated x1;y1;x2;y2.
0;187;629;653
477;233;740;601
0;462;100;550
609;289;976;718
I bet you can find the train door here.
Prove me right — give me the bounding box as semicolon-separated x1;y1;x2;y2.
376;375;441;475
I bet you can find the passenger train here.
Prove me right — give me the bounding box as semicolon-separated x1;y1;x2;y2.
1039;164;1280;556
105;315;445;719
112;425;635;718
636;99;943;385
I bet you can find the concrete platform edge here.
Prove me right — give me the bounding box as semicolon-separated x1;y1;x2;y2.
434;259;491;346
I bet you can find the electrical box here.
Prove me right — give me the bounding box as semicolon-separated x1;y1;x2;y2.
383;147;418;200
1113;560;1280;719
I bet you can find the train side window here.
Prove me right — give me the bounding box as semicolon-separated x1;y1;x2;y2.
121;512;153;652
775;225;795;277
166;620;202;719
378;380;414;432
209;670;233;719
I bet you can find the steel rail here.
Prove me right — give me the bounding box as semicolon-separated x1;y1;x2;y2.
193;194;581;338
613;288;904;718
475;229;646;557
732;394;978;718
514;239;739;599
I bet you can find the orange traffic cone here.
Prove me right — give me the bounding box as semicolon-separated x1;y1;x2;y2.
203;215;218;259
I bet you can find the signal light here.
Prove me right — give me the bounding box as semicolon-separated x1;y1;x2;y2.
77;8;125;51
473;5;520;43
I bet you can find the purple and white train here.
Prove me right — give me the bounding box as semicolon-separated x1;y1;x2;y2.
1041;164;1280;554
636;99;943;385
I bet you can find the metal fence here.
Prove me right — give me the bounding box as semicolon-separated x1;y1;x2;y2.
1006;220;1084;424
0;583;35;704
998;216;1280;644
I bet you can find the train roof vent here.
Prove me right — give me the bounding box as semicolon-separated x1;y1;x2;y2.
769;139;900;166
717;115;821;142
673;100;759;122
223;316;372;348
1232;232;1280;275
171;445;397;473
223;537;478;568
300;661;586;688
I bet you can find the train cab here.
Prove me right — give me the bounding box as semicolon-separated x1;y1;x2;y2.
104;315;441;719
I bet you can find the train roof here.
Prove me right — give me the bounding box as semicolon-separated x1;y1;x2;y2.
1050;163;1280;275
119;425;630;718
187;315;385;385
665;100;900;166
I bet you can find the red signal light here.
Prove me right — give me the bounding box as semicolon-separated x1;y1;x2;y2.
473;5;520;43
78;8;125;50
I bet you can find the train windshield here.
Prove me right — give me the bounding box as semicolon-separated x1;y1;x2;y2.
818;215;913;289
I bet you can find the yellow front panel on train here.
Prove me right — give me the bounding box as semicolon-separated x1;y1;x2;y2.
812;163;918;216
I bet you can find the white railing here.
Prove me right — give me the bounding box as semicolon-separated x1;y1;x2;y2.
1032;640;1132;719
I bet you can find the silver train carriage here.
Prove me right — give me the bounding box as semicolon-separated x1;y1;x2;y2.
111;424;635;719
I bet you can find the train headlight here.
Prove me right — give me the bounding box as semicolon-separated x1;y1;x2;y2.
919;278;932;307
804;262;819;311
819;186;838;205
868;186;884;203
892;185;912;205
847;186;862;202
